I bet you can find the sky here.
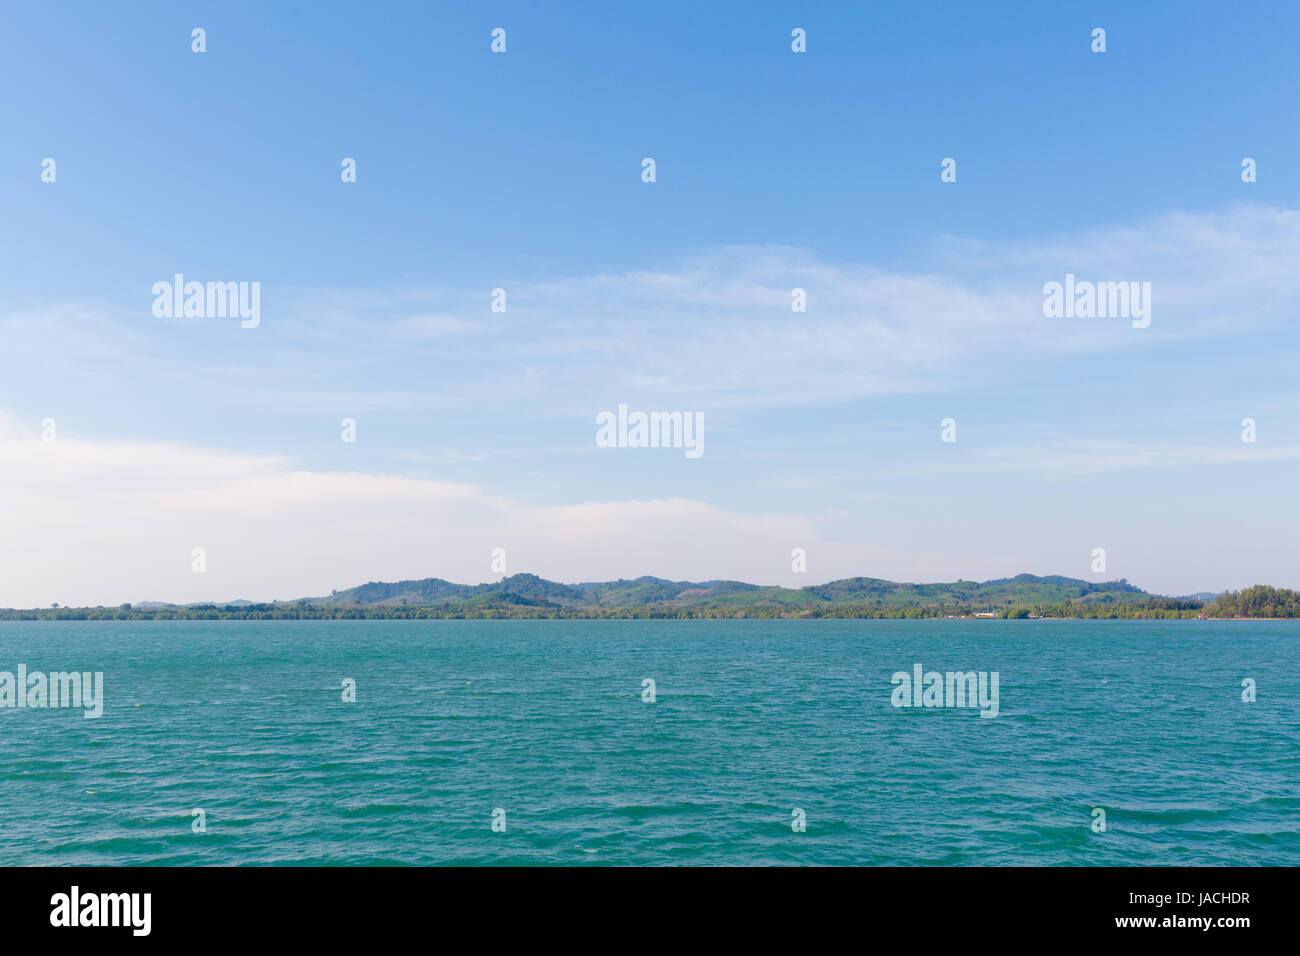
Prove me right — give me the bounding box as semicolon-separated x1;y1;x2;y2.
2;1;1299;606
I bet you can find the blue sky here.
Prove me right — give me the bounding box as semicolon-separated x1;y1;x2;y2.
2;1;1299;605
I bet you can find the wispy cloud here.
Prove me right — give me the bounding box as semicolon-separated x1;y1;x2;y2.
911;438;1300;479
0;433;940;607
5;204;1298;421
4;205;1299;604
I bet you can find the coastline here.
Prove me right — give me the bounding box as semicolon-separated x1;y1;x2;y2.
4;610;1298;623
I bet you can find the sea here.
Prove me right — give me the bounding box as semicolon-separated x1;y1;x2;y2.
1;619;1296;865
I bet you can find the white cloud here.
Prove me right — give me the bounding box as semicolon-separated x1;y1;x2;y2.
3;205;1298;604
0;435;941;608
6;204;1298;419
906;438;1300;479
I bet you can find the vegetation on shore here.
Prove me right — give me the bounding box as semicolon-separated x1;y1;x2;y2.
3;575;1297;621
1202;585;1300;619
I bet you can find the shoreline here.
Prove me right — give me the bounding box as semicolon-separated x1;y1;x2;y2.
3;612;1298;623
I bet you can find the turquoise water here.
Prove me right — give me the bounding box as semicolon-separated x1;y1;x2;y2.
1;619;1296;865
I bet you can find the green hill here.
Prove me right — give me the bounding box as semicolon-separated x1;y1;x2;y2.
284;571;1178;618
9;574;1296;621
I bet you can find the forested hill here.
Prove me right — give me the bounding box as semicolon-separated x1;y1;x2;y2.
8;573;1297;620
1202;585;1300;618
311;571;1151;612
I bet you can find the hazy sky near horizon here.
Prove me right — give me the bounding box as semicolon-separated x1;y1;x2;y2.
3;1;1300;606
